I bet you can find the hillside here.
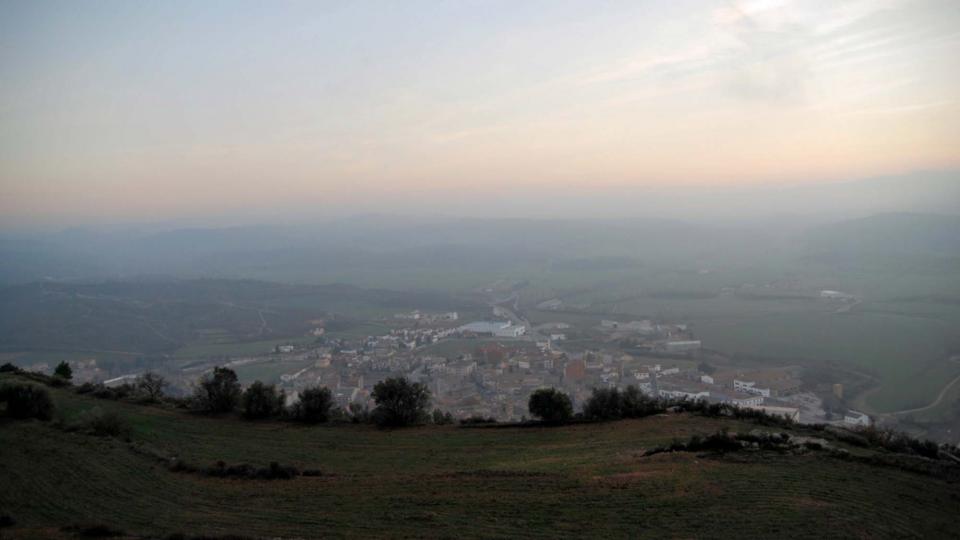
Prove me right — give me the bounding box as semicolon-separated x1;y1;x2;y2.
1;377;958;538
803;212;960;262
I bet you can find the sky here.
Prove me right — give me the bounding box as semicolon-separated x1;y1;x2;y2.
1;0;959;226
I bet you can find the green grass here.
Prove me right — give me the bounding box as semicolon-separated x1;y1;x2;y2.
173;336;316;359
0;349;140;367
0;378;958;538
232;357;318;385
694;309;960;412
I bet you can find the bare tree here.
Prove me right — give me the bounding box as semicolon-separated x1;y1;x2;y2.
137;372;168;401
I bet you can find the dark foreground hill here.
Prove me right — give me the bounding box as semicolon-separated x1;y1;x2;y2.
1;378;958;538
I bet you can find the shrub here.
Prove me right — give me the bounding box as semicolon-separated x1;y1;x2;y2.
290;387;334;424
73;406;130;438
193;367;241;414
91;383;135;400
528;388;573;424
371;377;431;427
583;387;623;420
854;425;942;459
347;402;371;424
0;382;54;420
192;461;300;480
620;386;665;417
136;372;168;401
0;362;22;374
432;408;455;425
459;415;497;425
241;381;282;419
54;361;73;381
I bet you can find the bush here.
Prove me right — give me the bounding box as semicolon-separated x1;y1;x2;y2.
459;415;497;425
583;386;665;420
290;387;334;424
371;377;430;428
54;361;73;381
241;381;282;419
136;372;168;401
204;460;299;480
583;387;623;420
528;388;573;424
91;383;135;400
0;362;22;374
347;402;371;424
193;367;241;414
0;383;54;420
854;425;942;459
73;406;131;438
432;408;455;425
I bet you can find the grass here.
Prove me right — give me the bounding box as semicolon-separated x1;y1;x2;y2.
173;336;316;359
694;309;960;412
0;377;958;538
231;357;318;385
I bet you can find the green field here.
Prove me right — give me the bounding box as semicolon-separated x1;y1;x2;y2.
526;281;960;415
0;350;141;368
693;307;960;412
232;357;318;385
173;337;317;360
1;377;958;538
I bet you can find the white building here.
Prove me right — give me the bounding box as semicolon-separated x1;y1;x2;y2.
660;389;710;401
734;379;771;397
844;410;871;426
459;320;525;337
732;395;764;407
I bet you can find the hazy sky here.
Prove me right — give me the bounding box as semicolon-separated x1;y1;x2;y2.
1;0;959;225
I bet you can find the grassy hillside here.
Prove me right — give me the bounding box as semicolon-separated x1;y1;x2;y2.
1;378;958;538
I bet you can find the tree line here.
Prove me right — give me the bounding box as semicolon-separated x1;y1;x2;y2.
2;361;957;463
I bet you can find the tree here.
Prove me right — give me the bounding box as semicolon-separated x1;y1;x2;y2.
432;408;454;425
0;383;53;420
193;366;241;414
136;372;167;401
371;377;430;427
583;387;623;420
620;385;661;417
241;381;281;419
53;361;73;381
528;388;573;424
290;386;334;423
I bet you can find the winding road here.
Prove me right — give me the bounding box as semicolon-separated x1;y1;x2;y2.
888;355;960;416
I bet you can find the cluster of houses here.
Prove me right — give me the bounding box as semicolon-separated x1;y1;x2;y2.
72;304;865;427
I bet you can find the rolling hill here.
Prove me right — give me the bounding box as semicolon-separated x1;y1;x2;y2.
1;375;958;538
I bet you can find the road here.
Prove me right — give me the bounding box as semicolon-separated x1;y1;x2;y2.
889;356;960;416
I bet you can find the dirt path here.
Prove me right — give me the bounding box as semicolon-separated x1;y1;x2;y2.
856;356;960;417
888;356;960;416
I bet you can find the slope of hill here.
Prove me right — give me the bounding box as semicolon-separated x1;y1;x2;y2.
1;377;958;538
803;212;960;261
